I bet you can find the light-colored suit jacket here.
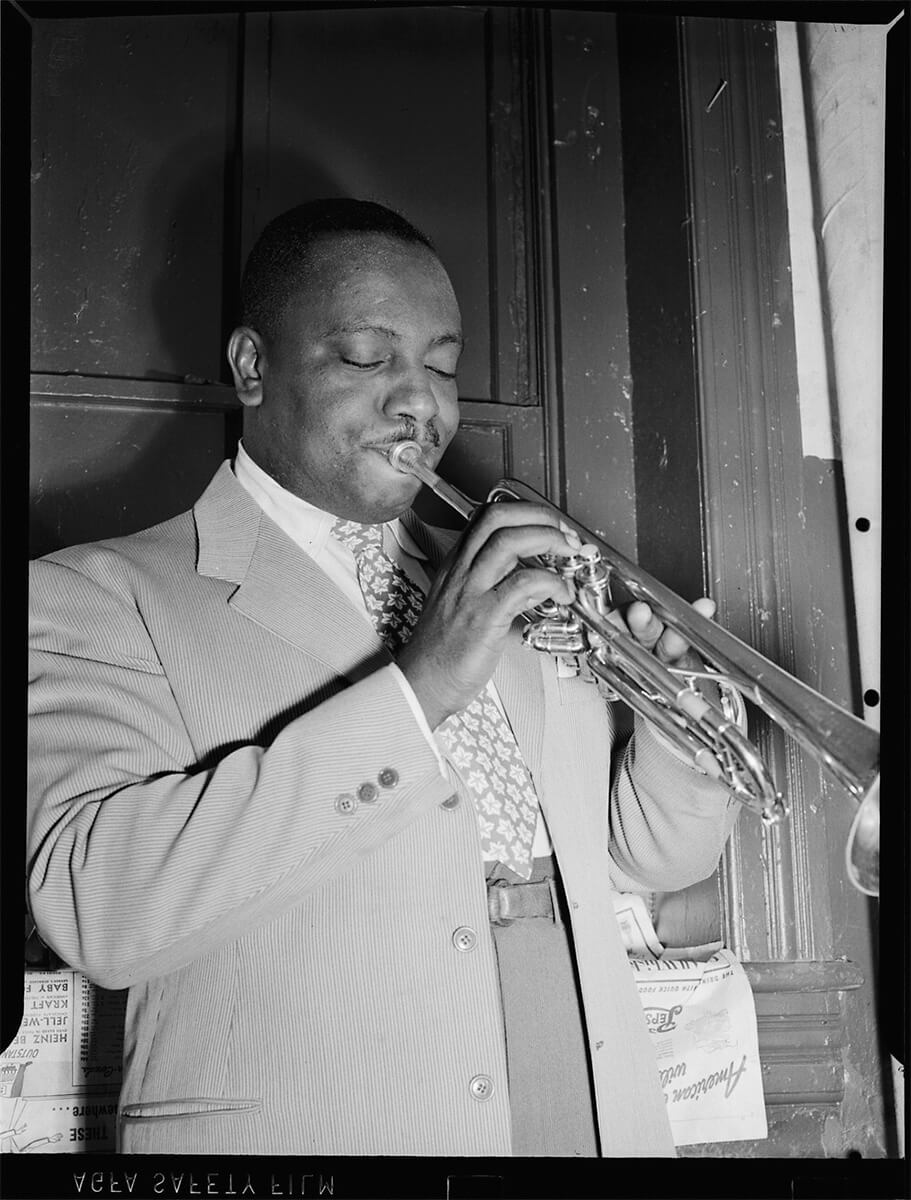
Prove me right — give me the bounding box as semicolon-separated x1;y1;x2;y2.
28;462;736;1157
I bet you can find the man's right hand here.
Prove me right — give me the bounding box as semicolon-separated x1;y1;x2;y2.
397;502;580;729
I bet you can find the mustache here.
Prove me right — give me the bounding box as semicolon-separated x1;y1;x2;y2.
379;417;442;450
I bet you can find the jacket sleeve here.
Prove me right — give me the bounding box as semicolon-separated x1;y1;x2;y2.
607;710;740;895
28;555;452;990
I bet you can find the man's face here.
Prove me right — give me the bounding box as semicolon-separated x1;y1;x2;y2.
244;233;463;523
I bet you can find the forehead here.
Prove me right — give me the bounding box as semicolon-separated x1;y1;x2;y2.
285;233;460;337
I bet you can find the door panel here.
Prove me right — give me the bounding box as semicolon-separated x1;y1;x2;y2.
29;379;237;559
242;7;491;402
30;14;239;382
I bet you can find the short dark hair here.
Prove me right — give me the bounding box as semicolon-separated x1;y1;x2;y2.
239;198;436;342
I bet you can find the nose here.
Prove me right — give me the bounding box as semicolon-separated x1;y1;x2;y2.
383;360;440;424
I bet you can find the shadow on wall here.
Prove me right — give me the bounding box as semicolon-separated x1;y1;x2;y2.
147;137;349;385
30;138;345;559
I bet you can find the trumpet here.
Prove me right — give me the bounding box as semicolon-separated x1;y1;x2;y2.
387;440;881;896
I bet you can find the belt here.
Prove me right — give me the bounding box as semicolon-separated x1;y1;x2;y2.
487;876;559;926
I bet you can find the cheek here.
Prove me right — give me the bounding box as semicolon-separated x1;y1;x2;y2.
437;390;460;437
287;379;361;446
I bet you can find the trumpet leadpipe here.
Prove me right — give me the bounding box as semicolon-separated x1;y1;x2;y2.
387;441;476;520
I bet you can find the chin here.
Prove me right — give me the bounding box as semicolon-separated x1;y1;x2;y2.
346;475;420;525
378;484;420;522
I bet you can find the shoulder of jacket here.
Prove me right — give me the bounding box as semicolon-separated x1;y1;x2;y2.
29;511;203;626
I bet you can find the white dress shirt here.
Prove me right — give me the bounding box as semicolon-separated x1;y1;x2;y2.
233;442;554;859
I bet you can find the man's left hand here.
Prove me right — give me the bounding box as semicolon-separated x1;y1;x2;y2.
616;596;716;672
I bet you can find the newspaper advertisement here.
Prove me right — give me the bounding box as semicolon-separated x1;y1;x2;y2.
613;893;768;1147
1;971;125;1153
631;950;768;1146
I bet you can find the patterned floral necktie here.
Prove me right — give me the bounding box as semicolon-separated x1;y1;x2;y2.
332;518;539;879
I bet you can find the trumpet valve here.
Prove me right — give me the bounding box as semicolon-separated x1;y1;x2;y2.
540;544;612;613
576;545;612;611
523;613;586;655
539;550;583;578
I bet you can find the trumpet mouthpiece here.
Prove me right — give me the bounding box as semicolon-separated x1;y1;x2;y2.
387;440;424;473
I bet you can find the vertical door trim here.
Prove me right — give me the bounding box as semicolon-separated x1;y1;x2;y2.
239;10;272;270
680;16;825;962
487;8;561;502
547;8;636;549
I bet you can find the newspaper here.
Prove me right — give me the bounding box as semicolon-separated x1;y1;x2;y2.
1;971;125;1153
613;893;768;1147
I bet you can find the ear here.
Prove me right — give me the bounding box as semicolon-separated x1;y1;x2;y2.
226;327;265;408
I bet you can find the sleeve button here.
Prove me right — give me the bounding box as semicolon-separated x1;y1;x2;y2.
335;793;357;815
440;794;460;810
377;768;399;789
357;782;379;803
469;1074;495;1101
451;926;478;953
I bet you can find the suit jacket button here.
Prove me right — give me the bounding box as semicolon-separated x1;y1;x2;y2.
377;768;399;789
357;782;379;804
469;1074;494;1101
451;926;478;952
441;794;460;809
335;794;357;815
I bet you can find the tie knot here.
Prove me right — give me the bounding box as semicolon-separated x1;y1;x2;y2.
332;518;385;556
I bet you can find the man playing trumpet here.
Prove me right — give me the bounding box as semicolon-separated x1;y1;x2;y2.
29;199;738;1156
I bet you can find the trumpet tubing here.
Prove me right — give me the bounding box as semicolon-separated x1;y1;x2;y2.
387;441;881;895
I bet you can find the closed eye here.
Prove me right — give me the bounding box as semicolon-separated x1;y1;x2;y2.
341;357;456;380
342;358;384;370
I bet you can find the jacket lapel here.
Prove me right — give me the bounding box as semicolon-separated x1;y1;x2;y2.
400;507;455;569
229;524;391;682
194;463;389;682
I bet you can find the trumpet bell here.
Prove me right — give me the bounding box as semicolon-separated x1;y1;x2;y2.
846;777;880;896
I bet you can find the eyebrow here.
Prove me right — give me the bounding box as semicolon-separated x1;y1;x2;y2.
325;322;464;350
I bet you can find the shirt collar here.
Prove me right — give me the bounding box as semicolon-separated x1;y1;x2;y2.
232;440;427;560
